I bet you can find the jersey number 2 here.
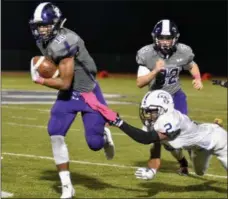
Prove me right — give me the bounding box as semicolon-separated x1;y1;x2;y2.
164;123;172;133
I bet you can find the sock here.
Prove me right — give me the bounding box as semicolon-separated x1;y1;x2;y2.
103;127;110;144
59;171;72;185
178;157;188;168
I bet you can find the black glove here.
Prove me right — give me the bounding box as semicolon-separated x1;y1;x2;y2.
212;79;221;85
109;113;123;127
155;70;166;88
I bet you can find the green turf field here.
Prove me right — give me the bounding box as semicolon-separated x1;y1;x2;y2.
2;73;227;198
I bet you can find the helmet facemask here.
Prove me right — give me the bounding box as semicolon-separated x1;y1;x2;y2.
152;20;180;58
29;3;66;43
139;105;166;127
29;18;64;43
155;35;177;56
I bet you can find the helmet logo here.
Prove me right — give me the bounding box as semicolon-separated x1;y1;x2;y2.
157;93;170;104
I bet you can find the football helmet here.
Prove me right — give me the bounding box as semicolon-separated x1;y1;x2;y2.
29;2;66;42
151;19;180;57
139;90;174;126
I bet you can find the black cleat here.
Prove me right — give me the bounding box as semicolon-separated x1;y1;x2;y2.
178;167;189;176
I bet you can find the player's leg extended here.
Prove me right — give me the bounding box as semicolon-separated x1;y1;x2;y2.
212;126;227;170
48;96;78;198
90;82;115;159
163;144;188;175
191;148;212;176
82;111;115;159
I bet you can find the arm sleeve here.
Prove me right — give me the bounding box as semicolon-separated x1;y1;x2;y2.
119;121;160;144
137;66;150;77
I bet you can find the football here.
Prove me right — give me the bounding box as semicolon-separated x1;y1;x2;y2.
32;56;59;78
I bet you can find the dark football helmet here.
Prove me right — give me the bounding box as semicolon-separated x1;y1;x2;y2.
29;2;66;42
151;19;180;57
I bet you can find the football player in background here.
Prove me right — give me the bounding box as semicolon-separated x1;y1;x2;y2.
212;80;228;88
29;2;116;198
135;19;203;179
110;90;227;178
212;79;227;126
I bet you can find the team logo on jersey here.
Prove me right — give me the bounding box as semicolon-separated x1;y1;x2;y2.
54;34;66;44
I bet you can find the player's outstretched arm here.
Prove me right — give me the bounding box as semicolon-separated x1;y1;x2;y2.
109;115;167;144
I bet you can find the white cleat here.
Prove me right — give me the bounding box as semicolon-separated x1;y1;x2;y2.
60;184;75;199
103;127;115;160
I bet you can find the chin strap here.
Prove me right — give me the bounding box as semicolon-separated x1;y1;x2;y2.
60;18;67;28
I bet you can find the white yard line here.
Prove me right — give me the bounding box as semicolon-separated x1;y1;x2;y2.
4;122;126;136
11;116;37;120
1;191;14;198
2;152;227;179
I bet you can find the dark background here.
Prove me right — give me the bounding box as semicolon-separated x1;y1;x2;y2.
2;0;227;75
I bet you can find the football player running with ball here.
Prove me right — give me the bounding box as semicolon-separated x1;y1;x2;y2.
29;2;116;198
135;19;203;179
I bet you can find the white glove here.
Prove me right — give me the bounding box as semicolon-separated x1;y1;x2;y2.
135;167;156;180
30;57;44;84
192;79;203;90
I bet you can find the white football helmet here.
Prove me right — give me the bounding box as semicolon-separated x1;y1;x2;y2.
139;90;174;126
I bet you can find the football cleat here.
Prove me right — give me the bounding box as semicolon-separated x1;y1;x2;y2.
103;127;115;160
60;184;75;199
178;167;189;176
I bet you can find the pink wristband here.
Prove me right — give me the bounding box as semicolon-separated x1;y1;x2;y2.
35;77;45;85
193;74;201;79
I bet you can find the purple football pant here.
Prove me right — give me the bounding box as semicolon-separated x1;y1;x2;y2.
172;89;188;115
48;83;108;151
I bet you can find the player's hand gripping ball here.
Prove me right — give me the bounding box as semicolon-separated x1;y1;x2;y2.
32;56;59;78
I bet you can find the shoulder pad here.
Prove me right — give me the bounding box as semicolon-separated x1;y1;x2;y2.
176;43;195;63
136;44;155;65
177;43;193;54
50;29;81;63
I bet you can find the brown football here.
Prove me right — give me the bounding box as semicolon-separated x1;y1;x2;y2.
32;56;59;78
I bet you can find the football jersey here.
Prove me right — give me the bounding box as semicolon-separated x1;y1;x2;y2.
153;110;215;150
36;28;97;92
136;43;194;94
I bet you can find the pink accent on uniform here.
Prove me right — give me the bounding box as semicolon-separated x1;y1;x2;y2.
81;92;117;121
193;74;201;79
35;77;44;85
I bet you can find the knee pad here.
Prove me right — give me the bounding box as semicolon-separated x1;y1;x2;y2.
51;135;69;165
86;126;104;151
194;170;205;176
